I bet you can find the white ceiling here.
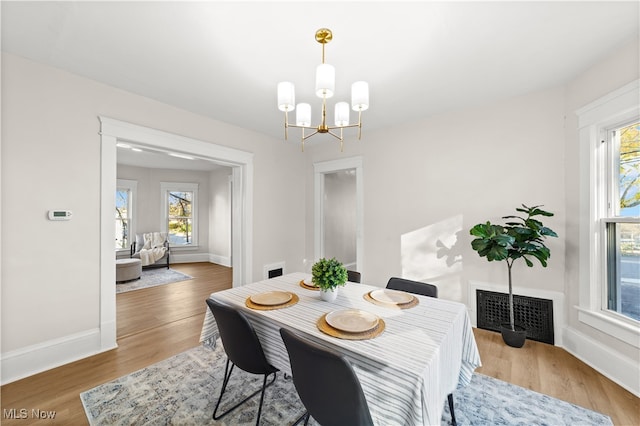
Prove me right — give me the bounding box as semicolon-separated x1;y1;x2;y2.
116;143;228;171
2;1;639;152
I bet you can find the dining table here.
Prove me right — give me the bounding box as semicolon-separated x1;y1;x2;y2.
199;272;481;426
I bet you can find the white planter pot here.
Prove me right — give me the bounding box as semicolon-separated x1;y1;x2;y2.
320;287;338;302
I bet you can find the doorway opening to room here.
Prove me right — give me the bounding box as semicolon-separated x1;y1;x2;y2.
114;147;235;340
314;156;364;274
99;117;254;350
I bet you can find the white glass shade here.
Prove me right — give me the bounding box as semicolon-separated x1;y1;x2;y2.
296;103;311;126
335;102;350;126
315;64;335;98
277;82;295;112
351;81;369;111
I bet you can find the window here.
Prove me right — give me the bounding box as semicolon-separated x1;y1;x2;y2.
604;122;639;321
161;182;198;247
115;179;137;250
115;189;130;249
577;80;639;347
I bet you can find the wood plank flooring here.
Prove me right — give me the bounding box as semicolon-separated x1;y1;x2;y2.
474;327;639;425
1;262;638;425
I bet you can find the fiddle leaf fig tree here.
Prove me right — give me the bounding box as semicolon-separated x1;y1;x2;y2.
470;204;558;331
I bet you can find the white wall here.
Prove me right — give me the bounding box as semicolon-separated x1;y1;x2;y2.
0;53;306;383
306;87;567;303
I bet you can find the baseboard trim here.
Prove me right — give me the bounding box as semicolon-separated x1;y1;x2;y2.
1;328;116;385
562;326;639;397
170;253;211;264
209;254;231;267
169;253;231;266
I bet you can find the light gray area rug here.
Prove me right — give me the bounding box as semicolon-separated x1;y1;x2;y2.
80;343;613;426
116;268;193;294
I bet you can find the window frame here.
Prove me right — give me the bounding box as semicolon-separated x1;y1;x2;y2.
577;79;640;348
160;181;199;248
115;179;137;253
602;124;639;321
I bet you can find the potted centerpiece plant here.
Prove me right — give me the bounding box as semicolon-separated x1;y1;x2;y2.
312;257;348;302
470;204;558;348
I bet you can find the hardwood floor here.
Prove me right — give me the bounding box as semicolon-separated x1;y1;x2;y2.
1;262;638;425
474;328;639;426
1;263;231;425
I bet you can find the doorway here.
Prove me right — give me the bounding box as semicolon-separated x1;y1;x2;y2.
314;156;363;273
322;169;357;268
99;117;254;351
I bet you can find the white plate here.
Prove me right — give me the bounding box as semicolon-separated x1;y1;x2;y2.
325;309;379;333
250;291;293;306
303;278;317;287
370;289;414;304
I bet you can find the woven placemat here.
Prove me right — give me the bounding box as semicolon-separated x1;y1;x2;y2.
363;291;419;309
317;313;385;340
299;280;319;291
245;293;299;310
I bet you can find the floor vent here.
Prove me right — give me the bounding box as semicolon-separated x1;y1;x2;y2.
477;289;554;345
263;262;285;280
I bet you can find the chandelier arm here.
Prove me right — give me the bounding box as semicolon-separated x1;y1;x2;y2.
302;130;319;140
326;130;344;141
288;124;316;130
327;123;360;130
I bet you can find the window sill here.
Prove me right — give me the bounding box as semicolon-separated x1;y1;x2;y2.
576;306;640;348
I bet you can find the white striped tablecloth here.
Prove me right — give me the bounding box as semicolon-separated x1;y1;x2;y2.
199;272;481;426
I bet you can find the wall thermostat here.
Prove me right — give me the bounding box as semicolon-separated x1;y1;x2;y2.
48;210;73;221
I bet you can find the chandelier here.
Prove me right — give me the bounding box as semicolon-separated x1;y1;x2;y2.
277;28;369;151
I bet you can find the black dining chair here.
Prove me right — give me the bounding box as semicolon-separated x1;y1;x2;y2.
386;276;438;298
384;277;457;425
205;298;278;426
347;270;362;283
279;328;374;426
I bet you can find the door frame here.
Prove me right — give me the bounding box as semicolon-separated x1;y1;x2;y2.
99;117;253;349
313;156;363;272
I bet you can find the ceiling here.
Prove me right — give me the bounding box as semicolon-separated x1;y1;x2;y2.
2;1;639;154
116;142;227;171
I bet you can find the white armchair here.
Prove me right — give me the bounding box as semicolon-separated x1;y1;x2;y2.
130;232;170;269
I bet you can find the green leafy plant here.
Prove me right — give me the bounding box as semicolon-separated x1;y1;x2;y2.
311;257;348;291
470;204;558;332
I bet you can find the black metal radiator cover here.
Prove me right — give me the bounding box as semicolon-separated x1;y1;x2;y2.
477;289;554;345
